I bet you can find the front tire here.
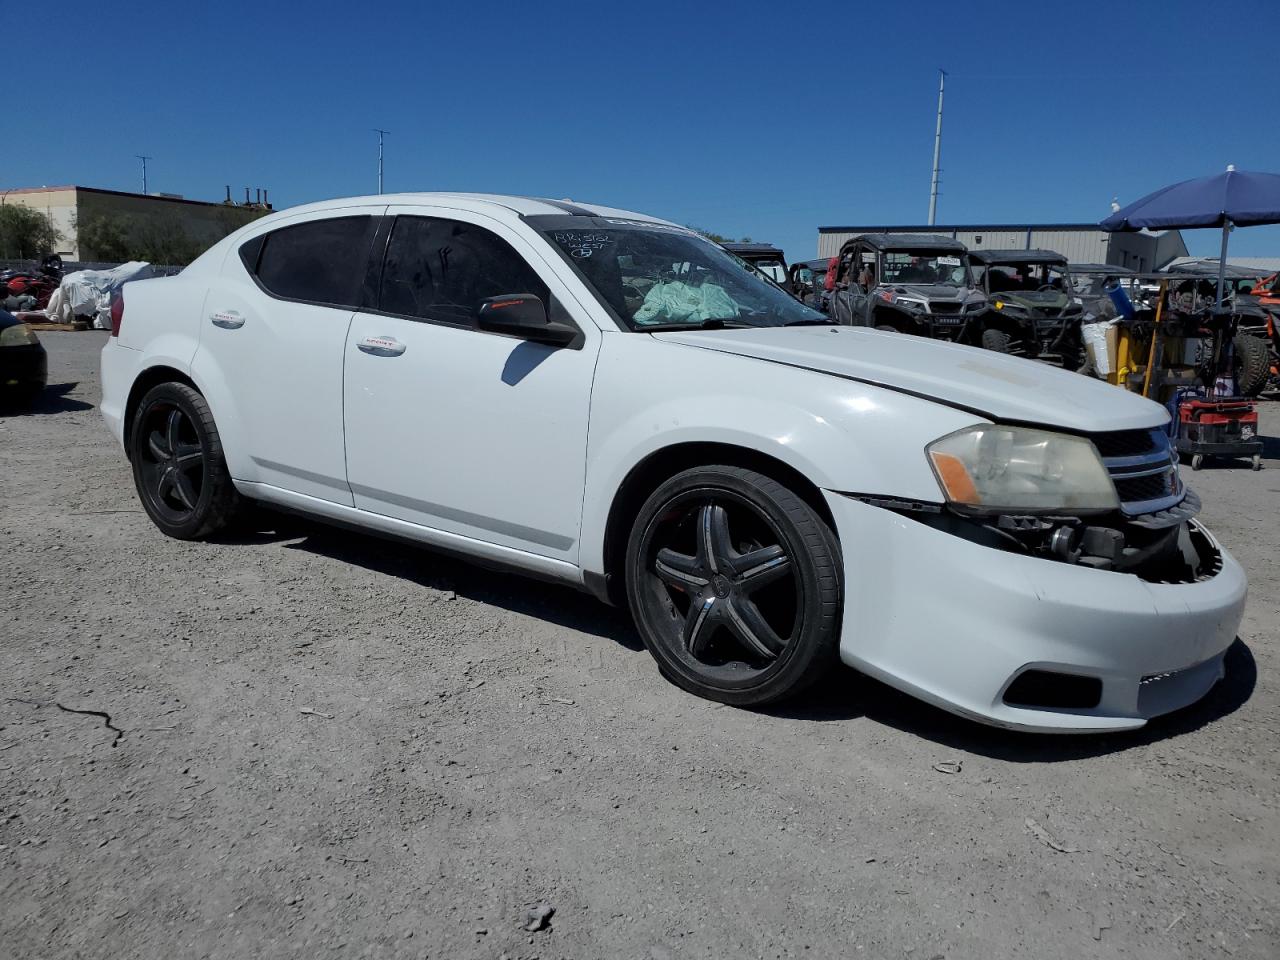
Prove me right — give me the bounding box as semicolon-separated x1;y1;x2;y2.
129;382;242;539
981;327;1015;354
624;465;843;706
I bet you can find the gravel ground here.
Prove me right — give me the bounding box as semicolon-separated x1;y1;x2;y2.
2;331;1278;960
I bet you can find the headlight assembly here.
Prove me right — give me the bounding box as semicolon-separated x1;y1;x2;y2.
927;425;1119;513
0;323;39;347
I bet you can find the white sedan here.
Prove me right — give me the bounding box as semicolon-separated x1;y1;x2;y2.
100;194;1247;732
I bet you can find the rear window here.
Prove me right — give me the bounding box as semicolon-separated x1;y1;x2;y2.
242;216;376;308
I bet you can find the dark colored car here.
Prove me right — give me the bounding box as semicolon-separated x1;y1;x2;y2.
721;242;789;286
827;234;985;339
969;249;1085;367
787;258;830;311
0;308;48;406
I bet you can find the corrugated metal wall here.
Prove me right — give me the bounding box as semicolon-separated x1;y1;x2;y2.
816;227;1185;269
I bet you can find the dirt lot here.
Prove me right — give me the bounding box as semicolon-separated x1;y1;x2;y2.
2;331;1278;960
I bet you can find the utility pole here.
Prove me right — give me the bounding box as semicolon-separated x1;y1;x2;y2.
374;129;390;195
136;154;153;195
927;70;946;226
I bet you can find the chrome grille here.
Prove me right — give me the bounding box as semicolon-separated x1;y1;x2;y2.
1089;428;1183;515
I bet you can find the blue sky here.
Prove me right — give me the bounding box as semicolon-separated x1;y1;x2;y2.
9;0;1279;260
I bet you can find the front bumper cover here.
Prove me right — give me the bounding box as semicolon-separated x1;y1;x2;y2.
824;492;1247;732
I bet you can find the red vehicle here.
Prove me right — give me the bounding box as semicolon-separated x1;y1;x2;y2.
0;254;63;310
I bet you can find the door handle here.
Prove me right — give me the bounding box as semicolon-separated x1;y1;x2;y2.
357;336;407;357
210;310;245;329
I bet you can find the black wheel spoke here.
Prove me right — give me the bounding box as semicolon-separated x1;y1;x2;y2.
724;598;785;659
698;503;735;574
172;471;198;510
173;442;203;468
655;548;709;592
683;596;717;656
166;408;184;455
147;430;169;462
736;546;791;593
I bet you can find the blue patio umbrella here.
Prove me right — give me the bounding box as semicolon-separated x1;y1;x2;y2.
1100;165;1280;305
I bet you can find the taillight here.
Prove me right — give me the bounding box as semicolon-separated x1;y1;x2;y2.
110;290;124;337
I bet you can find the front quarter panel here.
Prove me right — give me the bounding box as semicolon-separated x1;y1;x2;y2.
579;333;985;576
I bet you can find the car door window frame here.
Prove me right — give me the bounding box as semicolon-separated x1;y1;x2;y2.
237;213;382;311
360;212;585;345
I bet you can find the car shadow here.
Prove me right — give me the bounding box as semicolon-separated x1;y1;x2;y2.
235;511;642;649
0;382;93;415
766;639;1256;762
224;508;1256;756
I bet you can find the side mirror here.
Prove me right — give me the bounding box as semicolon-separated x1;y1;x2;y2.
475;294;578;346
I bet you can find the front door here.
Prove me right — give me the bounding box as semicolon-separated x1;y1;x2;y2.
342;209;599;562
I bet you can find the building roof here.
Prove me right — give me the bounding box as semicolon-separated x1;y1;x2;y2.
2;183;263;210
818;222;1110;234
844;233;967;252
968;248;1067;265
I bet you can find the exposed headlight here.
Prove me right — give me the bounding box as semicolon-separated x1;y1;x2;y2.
0;323;39;347
927;425;1119;513
893;295;928;312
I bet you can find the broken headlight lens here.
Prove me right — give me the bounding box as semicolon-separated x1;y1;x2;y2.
927;425;1119;513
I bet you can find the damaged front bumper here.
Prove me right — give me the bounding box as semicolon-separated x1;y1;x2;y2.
824;491;1247;733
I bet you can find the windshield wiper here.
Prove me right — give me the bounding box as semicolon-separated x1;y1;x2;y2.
784;318;837;326
639;318;752;331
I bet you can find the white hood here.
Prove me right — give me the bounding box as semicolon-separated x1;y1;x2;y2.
652;326;1168;433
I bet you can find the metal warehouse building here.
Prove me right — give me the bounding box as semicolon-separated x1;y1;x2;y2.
817;223;1188;271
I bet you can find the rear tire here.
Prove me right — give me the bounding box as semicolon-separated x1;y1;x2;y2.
129;382;242;540
624;465;843;707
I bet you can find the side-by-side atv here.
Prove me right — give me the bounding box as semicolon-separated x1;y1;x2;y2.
826;234;985;339
968;249;1086;368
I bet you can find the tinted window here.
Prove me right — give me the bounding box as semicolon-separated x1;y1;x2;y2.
249;216;376;307
378;216;549;324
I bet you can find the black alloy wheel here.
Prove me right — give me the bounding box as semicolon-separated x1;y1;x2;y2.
625;465;842;706
130;382;241;539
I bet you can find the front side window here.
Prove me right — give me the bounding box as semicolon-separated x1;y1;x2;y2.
378;216;549;324
246;216;376;307
530;216;826;329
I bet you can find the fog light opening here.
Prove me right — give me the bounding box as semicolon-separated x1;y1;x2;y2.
1003;669;1102;710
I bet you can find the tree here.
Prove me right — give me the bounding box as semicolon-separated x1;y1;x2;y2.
76;215;132;262
0;205;62;259
689;226;752;244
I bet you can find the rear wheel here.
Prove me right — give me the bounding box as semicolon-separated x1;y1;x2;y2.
624;465;843;706
129;382;242;539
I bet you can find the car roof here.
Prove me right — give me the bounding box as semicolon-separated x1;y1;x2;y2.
722;242;785;257
801;258;829;269
968;248;1067;265
845;233;967;253
265;192;679;226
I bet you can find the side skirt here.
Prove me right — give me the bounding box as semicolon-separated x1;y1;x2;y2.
234;481;587;590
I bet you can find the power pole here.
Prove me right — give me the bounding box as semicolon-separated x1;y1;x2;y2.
927;70;946;226
136;154;153;195
374;129;390;195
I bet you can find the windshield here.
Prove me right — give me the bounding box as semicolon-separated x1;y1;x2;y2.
530;217;827;329
880;250;967;286
980;261;1068;294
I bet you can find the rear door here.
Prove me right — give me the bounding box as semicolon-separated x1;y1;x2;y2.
193;209;382;503
342;207;599;562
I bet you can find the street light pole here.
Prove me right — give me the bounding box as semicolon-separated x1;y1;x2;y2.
136;154;153;195
374;129;390;195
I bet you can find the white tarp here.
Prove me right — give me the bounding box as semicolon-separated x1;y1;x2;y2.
49;261;154;328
